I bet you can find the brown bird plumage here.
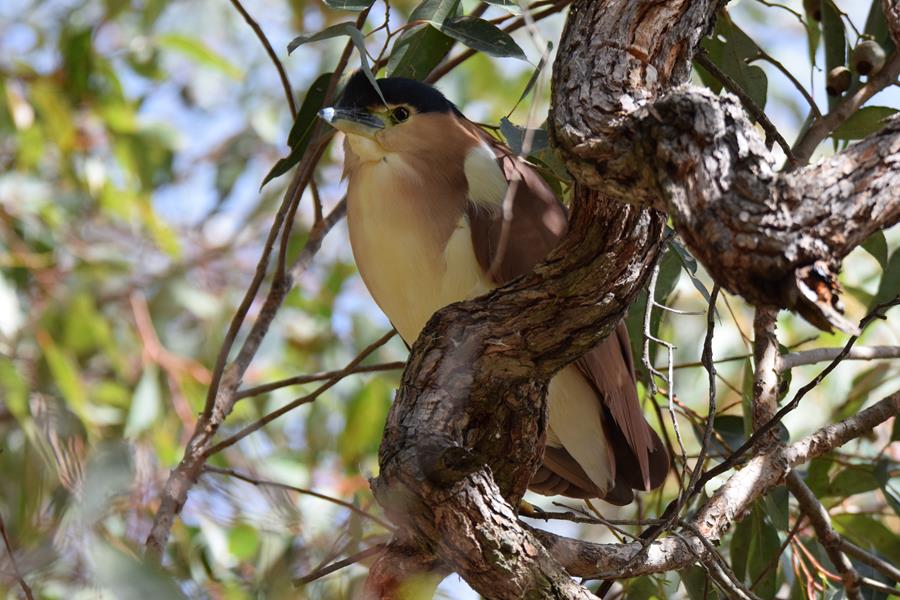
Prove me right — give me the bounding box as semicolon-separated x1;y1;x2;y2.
323;72;669;502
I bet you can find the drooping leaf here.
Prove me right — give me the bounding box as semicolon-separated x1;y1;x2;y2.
322;0;375;10
871;248;900;308
833;514;900;565
387;25;455;80
831;106;898;140
482;0;522;15
860;230;888;270
499;117;549;154
409;0;462;24
700;15;768;111
827;464;881;498
874;458;900;517
506;41;552;117
432;16;527;60
821;0;846;112
681;564;721;600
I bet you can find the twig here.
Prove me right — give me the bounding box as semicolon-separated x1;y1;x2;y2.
689;285;721;494
0;509;34;600
309;178;323;226
234;361;405;401
227;0;297;118
202;330;396;458
678;521;764;600
839;538;900;583
781;345;900;370
695;50;798;165
791;50;900;164
696;296;900;489
203;466;394;530
786;471;862;599
295;543;386;585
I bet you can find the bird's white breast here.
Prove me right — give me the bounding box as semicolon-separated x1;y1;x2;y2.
347;155;493;344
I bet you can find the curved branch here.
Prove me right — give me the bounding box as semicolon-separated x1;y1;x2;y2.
550;0;900;333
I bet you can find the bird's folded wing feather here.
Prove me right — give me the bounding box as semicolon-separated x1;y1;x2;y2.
463;123;669;497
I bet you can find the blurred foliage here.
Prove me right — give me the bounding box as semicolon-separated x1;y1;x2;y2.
0;0;897;599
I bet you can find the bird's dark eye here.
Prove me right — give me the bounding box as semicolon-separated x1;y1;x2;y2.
392;107;410;122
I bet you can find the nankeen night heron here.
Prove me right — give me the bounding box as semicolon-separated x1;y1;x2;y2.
320;71;669;503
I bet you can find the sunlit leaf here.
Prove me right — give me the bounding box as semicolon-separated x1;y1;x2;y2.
860;230;888;270
228;523;260;560
157;33;241;79
482;0;522;15
91;539;187;599
323;0;375;10
125;365;161;438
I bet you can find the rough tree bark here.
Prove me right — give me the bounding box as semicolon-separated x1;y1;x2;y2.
365;0;900;598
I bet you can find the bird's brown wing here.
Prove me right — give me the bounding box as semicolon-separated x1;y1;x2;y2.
464;126;669;499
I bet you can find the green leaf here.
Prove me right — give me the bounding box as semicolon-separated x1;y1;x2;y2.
821;1;846;112
874;459;900;516
288;22;358;53
681;565;721;600
833;514;900;565
482;0;522;15
804;456;834;497
832;106;899;141
91;540;187;600
692;414;745;457
228;523;261;560
870;248;900;309
288;23;385;106
827;464;880;498
764;484;790;531
260;72;334;188
433;16;527;60
387;24;455;80
125;365;161;438
322;0;375;10
339;379;392;469
739;503;781;597
157;33;241;79
499;117;549;155
701;15;768;111
40;334;88;419
409;0;461;24
506;41;552;117
861;230;888;270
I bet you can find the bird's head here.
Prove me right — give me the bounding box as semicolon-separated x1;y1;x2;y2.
319;71;463;163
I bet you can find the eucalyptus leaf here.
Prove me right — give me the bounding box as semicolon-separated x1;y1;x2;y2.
323;0;375;11
860;230;888;270
429;16;527;60
387;24;455;80
831;106;898;140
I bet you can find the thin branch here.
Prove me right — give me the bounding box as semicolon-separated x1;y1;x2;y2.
752;49;822;119
203;466;394;530
839;538;900;583
786;471;862;599
696;296;900;489
234;361;405;401
531;390;899;579
791;50;900;164
690;284;721;494
695;50;798;165
781;345;900;370
0;509;34;600
295;543;386;585
227;0;297;118
202;330;396;458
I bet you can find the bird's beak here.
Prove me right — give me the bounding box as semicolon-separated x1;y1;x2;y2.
319;107;385;139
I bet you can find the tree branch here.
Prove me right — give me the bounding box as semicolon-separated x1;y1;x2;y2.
530;390;899;579
550;0;900;334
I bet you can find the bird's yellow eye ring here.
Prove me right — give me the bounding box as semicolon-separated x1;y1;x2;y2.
392;107;410;123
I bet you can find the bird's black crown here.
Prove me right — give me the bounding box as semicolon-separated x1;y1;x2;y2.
336;70;453;114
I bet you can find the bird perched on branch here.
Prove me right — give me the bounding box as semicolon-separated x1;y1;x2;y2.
319;71;669;503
